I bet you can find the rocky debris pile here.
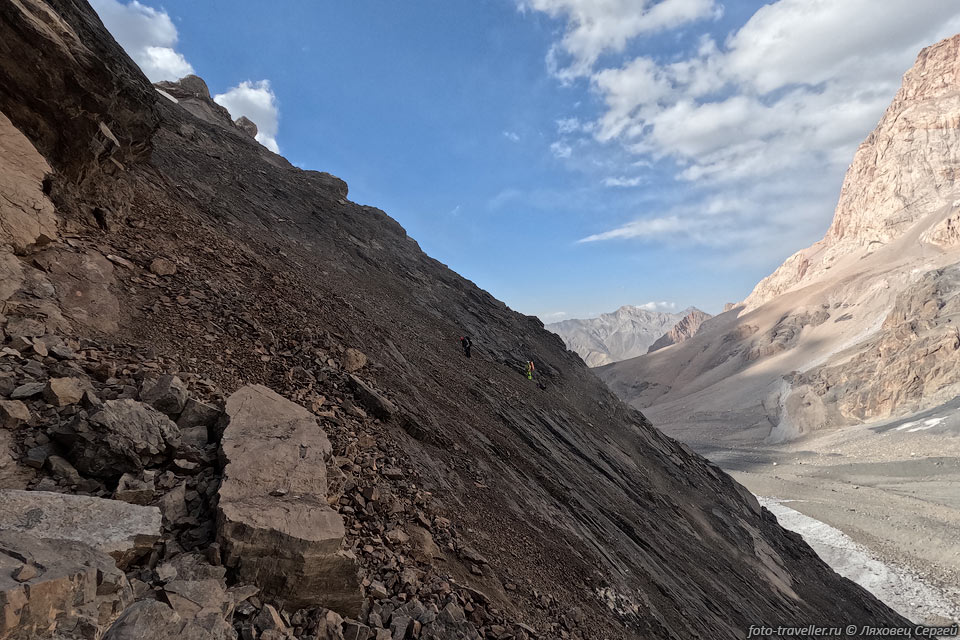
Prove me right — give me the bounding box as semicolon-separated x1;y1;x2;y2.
0;324;527;639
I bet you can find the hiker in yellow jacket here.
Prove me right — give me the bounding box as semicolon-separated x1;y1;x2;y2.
526;360;535;380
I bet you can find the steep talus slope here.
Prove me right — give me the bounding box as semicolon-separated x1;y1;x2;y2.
547;306;697;367
0;1;906;638
601;33;960;443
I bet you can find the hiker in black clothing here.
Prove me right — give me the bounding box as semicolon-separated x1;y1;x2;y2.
460;335;472;358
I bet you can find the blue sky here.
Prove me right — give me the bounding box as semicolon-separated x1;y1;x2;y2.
92;0;960;320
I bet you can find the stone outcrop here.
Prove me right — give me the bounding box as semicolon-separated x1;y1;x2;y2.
155;75;265;149
647;308;712;353
786;266;960;428
348;375;395;420
0;490;161;568
235;116;258;139
154;76;236;133
30;248;122;334
0;0;160;180
217;385;361;615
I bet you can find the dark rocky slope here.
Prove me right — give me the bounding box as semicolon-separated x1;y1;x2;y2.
0;1;906;638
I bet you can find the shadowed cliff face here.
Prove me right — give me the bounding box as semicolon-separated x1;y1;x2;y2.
0;1;907;637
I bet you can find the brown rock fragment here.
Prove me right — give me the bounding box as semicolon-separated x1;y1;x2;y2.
43;377;86;407
149;257;177;276
0;400;30;429
343;348;368;372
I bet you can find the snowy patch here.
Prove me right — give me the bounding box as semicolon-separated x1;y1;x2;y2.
155;88;178;104
909;417;945;432
893;417;944;432
894;421;919;431
758;496;958;623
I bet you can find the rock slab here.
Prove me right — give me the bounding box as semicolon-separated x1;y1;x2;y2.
0;490;161;568
217;385;361;615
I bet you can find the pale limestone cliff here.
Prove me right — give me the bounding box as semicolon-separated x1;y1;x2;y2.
745;35;960;310
601;32;960;444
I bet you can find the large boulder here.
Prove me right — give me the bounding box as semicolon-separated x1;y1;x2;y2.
234;116;258;139
31;248;121;334
0;490;161;568
217;385;361;615
0;532;132;638
53;399;180;477
177;398;221;430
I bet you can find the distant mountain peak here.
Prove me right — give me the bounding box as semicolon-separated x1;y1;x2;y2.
547;304;702;366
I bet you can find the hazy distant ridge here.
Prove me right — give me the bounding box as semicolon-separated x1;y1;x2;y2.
548;305;702;367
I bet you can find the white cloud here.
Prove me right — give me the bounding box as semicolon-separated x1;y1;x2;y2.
603;176;644;188
214;81;281;153
579;215;689;242
524;0;719;82
550;141;573;158
503;130;521;142
530;0;960;256
556;117;581;134
540;311;569;322
91;0;194;81
637;301;677;311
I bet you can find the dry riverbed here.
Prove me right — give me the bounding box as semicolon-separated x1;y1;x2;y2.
655;407;960;624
